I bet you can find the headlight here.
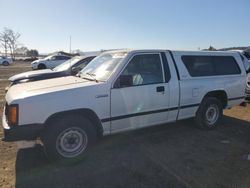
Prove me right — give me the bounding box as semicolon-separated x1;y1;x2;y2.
7;104;18;126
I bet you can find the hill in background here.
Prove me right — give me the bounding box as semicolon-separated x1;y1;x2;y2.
219;46;250;51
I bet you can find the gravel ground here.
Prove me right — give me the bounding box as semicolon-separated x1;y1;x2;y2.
0;62;250;188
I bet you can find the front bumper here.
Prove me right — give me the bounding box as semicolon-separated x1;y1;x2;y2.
31;63;38;70
246;95;250;101
246;88;250;100
2;109;43;142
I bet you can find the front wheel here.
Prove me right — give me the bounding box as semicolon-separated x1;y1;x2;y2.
195;97;223;129
41;115;97;161
37;64;46;69
2;61;9;66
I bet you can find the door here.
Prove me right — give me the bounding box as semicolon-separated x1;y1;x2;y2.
47;56;58;68
110;53;170;133
48;56;69;68
53;56;69;67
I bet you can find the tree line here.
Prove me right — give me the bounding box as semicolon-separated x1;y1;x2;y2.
0;27;39;59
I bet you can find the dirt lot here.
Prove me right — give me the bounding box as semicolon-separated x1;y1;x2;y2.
0;62;250;188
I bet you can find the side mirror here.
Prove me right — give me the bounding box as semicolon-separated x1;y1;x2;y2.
114;75;133;88
71;67;81;75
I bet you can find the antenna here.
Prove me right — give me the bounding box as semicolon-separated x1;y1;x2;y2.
69;35;72;75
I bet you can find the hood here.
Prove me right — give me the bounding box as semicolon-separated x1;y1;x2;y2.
6;76;98;103
31;59;44;64
8;69;54;82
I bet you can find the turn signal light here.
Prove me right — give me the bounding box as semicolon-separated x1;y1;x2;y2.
8;105;18;126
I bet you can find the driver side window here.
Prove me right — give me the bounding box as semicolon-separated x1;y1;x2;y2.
50;56;57;60
120;54;164;86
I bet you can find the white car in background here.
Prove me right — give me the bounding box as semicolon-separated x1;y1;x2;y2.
230;50;250;100
31;55;71;70
0;56;13;66
246;74;250;100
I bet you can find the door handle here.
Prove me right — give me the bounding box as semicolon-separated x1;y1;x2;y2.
156;86;165;92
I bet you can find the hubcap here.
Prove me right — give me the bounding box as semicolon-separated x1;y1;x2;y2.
56;127;88;158
205;104;219;126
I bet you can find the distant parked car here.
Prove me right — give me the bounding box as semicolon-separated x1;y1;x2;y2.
246;74;250;100
239;54;250;101
8;55;96;87
230;49;250;61
0;56;13;66
31;54;71;69
238;52;250;100
243;51;250;60
23;57;38;62
230;50;250;100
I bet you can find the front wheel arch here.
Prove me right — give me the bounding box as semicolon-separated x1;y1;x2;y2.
2;61;10;66
44;109;104;138
37;63;46;69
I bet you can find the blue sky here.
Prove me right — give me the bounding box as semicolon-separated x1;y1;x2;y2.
0;0;249;53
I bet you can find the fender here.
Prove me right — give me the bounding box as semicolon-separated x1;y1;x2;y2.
44;108;104;137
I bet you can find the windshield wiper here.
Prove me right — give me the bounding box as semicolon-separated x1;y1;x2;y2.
86;73;99;83
80;72;99;82
86;72;96;77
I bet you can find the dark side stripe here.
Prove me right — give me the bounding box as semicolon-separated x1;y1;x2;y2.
101;96;245;123
101;103;200;123
228;96;245;101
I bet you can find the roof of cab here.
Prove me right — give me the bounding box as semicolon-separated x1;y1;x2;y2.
101;49;240;56
171;50;239;55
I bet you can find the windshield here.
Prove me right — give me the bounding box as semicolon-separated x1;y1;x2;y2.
44;55;54;60
79;52;127;82
53;56;82;71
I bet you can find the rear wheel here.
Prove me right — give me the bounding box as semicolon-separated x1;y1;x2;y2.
195;97;223;129
38;64;46;69
2;61;9;66
41;115;97;161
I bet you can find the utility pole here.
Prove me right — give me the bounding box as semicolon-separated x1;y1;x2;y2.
69;35;71;54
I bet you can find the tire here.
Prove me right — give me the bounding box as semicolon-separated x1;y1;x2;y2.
246;75;250;100
41;114;97;161
2;61;9;66
194;97;223;129
37;64;46;69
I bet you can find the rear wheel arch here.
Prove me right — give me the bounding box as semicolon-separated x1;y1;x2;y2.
201;90;228;109
44;109;103;138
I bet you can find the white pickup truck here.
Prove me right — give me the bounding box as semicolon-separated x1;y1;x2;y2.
2;49;248;161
